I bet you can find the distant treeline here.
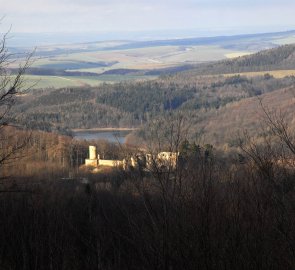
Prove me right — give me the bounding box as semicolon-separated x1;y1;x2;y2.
22;67;98;76
187;44;295;75
99;65;196;76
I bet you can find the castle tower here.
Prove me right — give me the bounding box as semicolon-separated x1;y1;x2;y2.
89;146;96;160
85;145;98;167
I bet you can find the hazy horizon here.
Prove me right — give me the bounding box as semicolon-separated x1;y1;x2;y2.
4;27;295;48
2;0;295;40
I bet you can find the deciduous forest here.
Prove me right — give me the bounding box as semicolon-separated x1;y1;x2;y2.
1;34;295;270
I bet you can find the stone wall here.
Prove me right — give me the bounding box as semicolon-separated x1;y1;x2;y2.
85;159;98;167
99;160;123;167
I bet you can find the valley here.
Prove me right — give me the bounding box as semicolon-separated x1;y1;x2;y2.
8;42;295;151
2;28;295;270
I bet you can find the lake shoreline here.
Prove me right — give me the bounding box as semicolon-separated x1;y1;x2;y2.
72;128;137;144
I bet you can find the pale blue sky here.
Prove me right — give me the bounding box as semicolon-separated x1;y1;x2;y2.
1;0;294;35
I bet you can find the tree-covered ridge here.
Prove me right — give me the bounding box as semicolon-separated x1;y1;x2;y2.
7;43;295;137
11;73;295;133
183;44;295;75
96;81;195;114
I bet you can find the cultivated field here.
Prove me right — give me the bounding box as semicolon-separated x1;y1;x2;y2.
31;45;242;72
13;30;295;89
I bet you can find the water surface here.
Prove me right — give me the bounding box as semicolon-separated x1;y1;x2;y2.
73;130;131;144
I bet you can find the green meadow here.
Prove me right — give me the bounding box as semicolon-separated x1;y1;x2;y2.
23;75;157;89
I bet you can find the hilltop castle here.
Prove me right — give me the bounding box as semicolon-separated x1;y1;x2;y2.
85;145;178;170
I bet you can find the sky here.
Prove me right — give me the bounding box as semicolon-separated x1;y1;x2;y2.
1;0;295;39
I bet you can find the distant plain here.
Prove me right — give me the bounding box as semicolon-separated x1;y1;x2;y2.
13;30;295;88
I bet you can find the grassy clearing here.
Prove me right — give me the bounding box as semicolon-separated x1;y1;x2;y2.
225;52;253;58
23;75;85;89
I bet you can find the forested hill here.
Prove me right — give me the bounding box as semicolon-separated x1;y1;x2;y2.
11;74;295;133
9;43;295;140
183;44;295;75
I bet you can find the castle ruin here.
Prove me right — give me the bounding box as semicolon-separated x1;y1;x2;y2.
85;146;123;168
85;145;178;170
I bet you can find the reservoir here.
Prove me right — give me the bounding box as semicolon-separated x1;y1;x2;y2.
73;129;132;144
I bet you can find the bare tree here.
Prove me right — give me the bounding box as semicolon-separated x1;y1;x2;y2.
259;99;295;160
237;100;295;262
0;28;33;176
